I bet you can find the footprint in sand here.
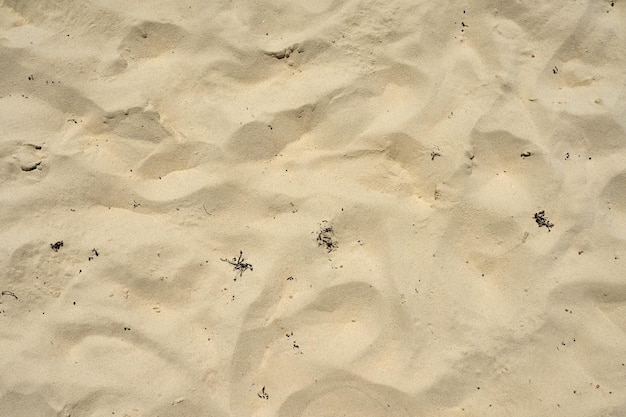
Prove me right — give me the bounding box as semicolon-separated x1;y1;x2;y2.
15;143;44;172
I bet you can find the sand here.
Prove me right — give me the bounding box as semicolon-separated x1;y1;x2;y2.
1;0;626;416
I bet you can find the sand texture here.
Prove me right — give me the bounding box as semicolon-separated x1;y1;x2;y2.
1;0;626;416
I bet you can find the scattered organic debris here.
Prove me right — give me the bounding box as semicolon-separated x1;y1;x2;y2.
534;211;554;231
257;386;269;400
431;146;442;160
317;221;338;252
221;250;253;280
520;151;532;158
88;248;99;261
286;331;302;353
50;241;64;252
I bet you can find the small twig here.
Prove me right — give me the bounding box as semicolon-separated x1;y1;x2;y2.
221;250;253;280
202;205;212;215
1;291;18;300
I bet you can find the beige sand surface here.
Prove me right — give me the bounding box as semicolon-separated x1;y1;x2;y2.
1;0;626;416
